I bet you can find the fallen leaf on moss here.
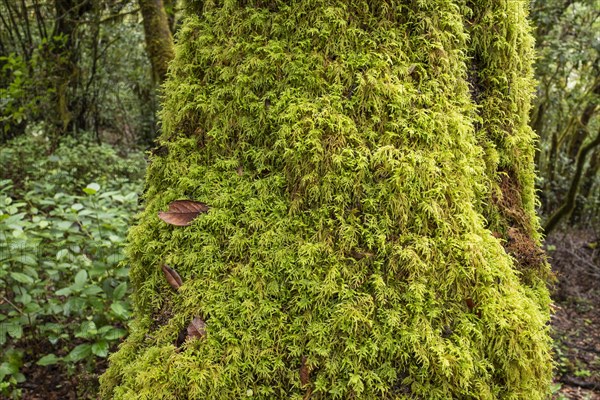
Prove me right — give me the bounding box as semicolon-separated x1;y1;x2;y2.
466;298;475;310
158;200;209;226
300;356;310;386
161;264;183;291
187;316;206;339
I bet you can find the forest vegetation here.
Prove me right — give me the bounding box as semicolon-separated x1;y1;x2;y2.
0;0;598;398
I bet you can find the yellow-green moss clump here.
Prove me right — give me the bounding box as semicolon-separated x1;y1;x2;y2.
101;1;553;398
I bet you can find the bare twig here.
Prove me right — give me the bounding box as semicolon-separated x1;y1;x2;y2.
558;375;600;391
1;295;24;314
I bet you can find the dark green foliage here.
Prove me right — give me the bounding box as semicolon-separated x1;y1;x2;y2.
0;134;145;193
82;19;159;144
530;0;600;229
102;1;553;399
0;1;157;144
0;135;145;397
0;54;48;140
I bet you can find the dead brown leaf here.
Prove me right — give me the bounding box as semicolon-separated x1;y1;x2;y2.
161;264;183;291
300;356;310;386
187;316;206;340
158;200;209;226
465;298;475;310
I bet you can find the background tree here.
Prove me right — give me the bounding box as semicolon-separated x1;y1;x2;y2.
530;0;600;232
101;1;553;398
138;0;174;84
0;0;158;144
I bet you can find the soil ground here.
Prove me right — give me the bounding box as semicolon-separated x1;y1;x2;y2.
548;230;600;399
6;230;600;399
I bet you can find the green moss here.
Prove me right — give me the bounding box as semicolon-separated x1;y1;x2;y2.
100;1;553;398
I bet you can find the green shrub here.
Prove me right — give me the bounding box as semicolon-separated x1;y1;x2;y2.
0;134;145;195
0;135;145;398
0;54;45;141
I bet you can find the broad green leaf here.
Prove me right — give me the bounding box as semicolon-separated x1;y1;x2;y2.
56;249;69;260
63;297;86;314
92;340;109;357
110;302;129;319
114;267;129;278
83;183;100;195
12;229;25;238
15;372;25;382
76;321;97;339
0;362;18;379
82;285;103;296
74;270;88;286
37;354;61;366
24;302;41;313
15;292;31;305
6;323;23;339
102;327;127;341
66;344;92;362
16;254;37;266
10;272;34;284
55;220;74;231
55;287;72;296
113;282;128;300
22;266;39;279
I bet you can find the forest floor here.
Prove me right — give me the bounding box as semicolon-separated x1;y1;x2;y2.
549;229;600;399
10;230;600;399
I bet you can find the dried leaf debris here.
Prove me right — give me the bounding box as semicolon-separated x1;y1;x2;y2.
187;316;206;339
158;200;209;226
161;264;183;291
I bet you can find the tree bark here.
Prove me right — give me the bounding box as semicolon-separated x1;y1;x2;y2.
101;2;553;398
569;146;600;224
162;0;176;34
48;0;92;137
567;78;600;160
545;130;600;234
138;0;174;84
544;78;599;233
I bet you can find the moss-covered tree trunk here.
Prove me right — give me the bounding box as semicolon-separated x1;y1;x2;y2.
101;1;553;398
138;0;175;83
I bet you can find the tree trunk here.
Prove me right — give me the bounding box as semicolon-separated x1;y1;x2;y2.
544;79;599;233
48;0;91;137
162;0;177;34
545;130;600;234
569;146;600;224
567;79;600;161
101;2;553;398
578;147;600;205
138;0;174;84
